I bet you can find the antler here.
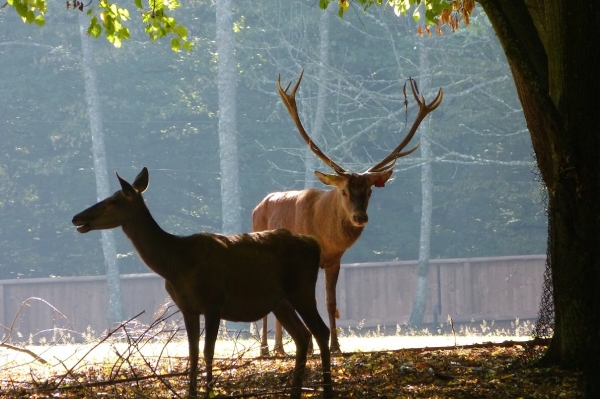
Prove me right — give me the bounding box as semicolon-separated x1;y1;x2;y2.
278;71;347;175
367;78;443;173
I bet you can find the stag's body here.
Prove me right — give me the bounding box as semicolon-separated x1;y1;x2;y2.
254;181;371;354
255;72;443;355
255;187;365;255
72;168;332;399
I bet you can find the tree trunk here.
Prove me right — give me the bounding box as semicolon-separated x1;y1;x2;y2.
304;9;330;189
216;0;241;236
478;1;600;396
78;15;124;325
216;0;245;333
409;31;433;327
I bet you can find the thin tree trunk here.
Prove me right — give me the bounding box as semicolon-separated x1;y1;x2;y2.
304;9;330;189
409;33;433;327
78;15;124;325
216;0;245;333
216;0;241;236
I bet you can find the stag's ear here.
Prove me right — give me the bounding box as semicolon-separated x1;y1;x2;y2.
314;171;348;188
117;173;136;197
132;167;149;193
367;169;393;188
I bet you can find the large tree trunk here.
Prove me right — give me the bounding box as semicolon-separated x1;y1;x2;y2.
478;1;600;396
78;14;124;325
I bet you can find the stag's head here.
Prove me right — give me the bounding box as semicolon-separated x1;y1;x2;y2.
313;170;392;227
72;168;150;233
277;71;443;228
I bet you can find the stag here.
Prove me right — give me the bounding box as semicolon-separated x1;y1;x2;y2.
253;72;443;355
72;168;332;399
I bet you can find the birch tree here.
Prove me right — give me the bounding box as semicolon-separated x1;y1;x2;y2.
216;0;241;236
216;0;245;333
409;30;434;326
78;14;124;324
303;8;330;189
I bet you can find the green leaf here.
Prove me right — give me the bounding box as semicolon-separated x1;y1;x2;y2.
89;23;102;38
118;8;130;20
425;9;437;24
118;27;130;39
412;8;420;22
170;37;180;52
34;15;44;26
174;24;187;39
35;0;46;13
134;0;142;8
15;2;27;18
25;9;35;24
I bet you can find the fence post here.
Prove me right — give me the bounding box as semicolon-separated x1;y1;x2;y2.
463;261;474;314
0;283;4;330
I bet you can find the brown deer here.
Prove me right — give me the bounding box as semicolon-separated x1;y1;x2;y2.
253;72;443;355
72;167;332;399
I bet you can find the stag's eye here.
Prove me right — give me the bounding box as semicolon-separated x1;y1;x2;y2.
341;189;348;197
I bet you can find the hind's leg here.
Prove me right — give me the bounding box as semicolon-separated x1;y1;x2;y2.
273;301;311;399
297;307;332;399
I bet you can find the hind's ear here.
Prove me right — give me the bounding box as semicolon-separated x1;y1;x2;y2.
117;172;136;197
132;167;149;193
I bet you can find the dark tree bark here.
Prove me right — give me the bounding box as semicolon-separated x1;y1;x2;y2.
477;0;600;396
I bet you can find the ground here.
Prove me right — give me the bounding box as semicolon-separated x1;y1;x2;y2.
0;336;582;398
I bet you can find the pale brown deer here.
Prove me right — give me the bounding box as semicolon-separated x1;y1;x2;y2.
72;167;332;399
253;72;443;355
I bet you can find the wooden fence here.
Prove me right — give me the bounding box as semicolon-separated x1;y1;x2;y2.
0;255;545;342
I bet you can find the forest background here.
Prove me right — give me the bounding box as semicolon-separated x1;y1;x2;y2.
0;2;545;285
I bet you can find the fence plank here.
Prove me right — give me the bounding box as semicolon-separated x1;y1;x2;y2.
0;255;546;342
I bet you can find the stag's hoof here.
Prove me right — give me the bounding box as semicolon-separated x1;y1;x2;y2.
270;343;287;356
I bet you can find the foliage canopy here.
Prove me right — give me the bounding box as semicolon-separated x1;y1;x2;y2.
4;0;478;51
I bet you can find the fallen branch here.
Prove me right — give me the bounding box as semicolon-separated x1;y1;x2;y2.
0;342;48;365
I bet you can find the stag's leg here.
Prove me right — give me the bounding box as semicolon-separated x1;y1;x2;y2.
182;312;201;398
260;315;270;356
203;312;221;396
273;318;286;355
297;307;333;399
273;301;311;399
324;266;341;353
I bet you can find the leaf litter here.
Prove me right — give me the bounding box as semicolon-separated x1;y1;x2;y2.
0;337;582;398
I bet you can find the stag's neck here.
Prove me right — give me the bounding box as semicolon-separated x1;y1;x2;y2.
315;188;364;252
120;208;182;281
